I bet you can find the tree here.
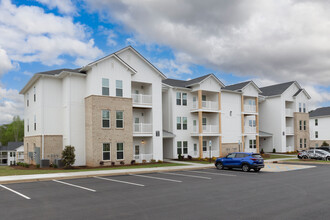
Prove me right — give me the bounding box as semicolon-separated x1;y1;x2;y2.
322;141;329;146
0;116;24;146
61;145;76;168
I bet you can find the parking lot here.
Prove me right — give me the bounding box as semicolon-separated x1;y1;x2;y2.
1;164;330;220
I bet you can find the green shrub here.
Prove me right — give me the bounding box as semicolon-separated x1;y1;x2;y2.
36;164;40;169
53;164;58;168
260;148;264;154
62;145;76;168
322;141;329;146
150;159;156;163
272;148;276;153
120;161;125;165
157;160;163;163
142;160;147;164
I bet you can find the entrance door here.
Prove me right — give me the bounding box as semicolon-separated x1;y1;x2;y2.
134;145;140;160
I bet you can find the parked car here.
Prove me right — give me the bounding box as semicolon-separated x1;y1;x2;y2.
215;152;264;172
298;149;330;161
317;146;330;153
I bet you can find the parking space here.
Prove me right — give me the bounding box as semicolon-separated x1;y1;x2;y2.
1;165;330;220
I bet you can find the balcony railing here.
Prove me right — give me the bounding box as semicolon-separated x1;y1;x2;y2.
193;125;219;133
17;155;24;160
134;154;153;163
192;101;218;111
133;123;152;133
285;108;293;117
244;104;256;113
132;94;152;106
244;126;257;134
286;127;294;134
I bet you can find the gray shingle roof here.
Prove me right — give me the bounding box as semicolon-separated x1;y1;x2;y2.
36;68;82;76
260;81;295;96
224;81;251;91
0;142;23;151
309;107;330;118
163;74;223;88
293;89;303;97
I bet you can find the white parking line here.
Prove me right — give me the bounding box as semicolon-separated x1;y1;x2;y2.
0;184;31;200
52;180;96;192
129;174;182;183
94;176;145;187
186;170;236;177
159;172;212;180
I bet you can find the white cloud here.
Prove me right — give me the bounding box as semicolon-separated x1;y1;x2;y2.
0;0;103;71
0;86;24;125
36;0;76;15
0;47;13;75
84;0;330;86
154;58;192;78
98;26;117;46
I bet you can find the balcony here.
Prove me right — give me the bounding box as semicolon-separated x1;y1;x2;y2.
132;94;152;107
192;125;219;134
17;154;24;160
244;104;256;113
133;123;152;136
285;108;294;117
244;126;257;134
192;101;219;112
286;127;294;135
133;154;153;163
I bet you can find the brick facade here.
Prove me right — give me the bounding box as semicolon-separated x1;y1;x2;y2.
294;112;310;151
221;143;240;156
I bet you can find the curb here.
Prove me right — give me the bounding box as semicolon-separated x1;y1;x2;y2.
0;164;215;184
278;160;330;165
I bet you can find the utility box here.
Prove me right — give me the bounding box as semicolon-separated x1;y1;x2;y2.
40;159;50;168
54;159;64;168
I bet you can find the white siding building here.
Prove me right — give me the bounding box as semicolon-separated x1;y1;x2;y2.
309;107;330;147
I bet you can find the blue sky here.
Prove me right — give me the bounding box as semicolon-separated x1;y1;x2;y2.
0;0;330;124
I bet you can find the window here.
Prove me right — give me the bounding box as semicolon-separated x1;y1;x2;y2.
303;121;306;130
194;143;197;152
299;120;302;130
249;99;256;106
303;103;306;113
176;92;181;105
315;119;318;126
102;110;110;128
102;143;110;160
300;139;303;148
304;139;307;148
33;86;36;102
135;145;140;156
203;140;207;151
177;117;181;130
182;117;187;130
182;93;187;106
27;93;29;107
316;143;319;148
202;118;207;126
315;131;319;138
177;141;182;154
116;111;124;128
249;120;256;127
27;119;29;132
34;115;36;130
299;103;302;112
102;78;109;96
249;140;256;148
183;141;188;154
116;80;123;97
202;95;206;101
230;111;232;117
116;143;124;160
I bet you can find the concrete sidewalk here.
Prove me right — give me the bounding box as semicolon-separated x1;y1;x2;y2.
0;162;214;184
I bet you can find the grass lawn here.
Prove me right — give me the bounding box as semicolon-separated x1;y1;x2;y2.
263;154;296;160
184;160;213;164
0;163;185;176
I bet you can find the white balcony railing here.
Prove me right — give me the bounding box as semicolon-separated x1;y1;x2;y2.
244;104;256;113
244;126;257;134
133;123;152;133
192;101;218;111
193;125;219;133
285;108;293;116
132;94;152;106
17;155;24;160
286;127;294;134
134;154;153;163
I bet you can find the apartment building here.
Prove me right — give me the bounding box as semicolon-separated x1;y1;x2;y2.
0;142;24;166
259;82;311;152
162;76;261;159
309;107;330;148
19;46;166;166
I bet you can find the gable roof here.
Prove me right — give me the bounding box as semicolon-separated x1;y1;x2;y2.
260;81;296;96
224;80;262;93
162;74;224;89
309;107;330;118
35;68;82;76
0;142;23;151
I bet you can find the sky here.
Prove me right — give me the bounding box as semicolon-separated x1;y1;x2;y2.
1;0;330;125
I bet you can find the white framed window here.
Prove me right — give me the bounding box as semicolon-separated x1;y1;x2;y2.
102;143;111;160
116;111;124;128
182;117;187;130
249;99;256;106
299;103;302;112
203;140;207;151
135;145;140;156
34;115;36;131
249;120;256;127
177;117;181;130
176;92;181;105
27;119;29;132
249;140;256;148
304;139;307;148
303;103;306;113
177;141;182;154
183;141;188;154
116;80;123;97
202;118;207;126
194;143;197;152
315;119;318;126
315;131;318;138
27;93;29;107
33;86;36;102
117;143;124;160
300;139;303;148
182;93;187;106
299;120;302;130
303;121;306;130
102;110;110;128
102;78;109;96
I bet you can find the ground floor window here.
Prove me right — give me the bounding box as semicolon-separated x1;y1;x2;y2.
304;139;307;148
249;140;256;148
135;145;140;155
117;143;124;160
203;141;207;151
299;139;303;148
103;143;110;160
316;143;319;148
183;141;188;154
177;141;182;154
